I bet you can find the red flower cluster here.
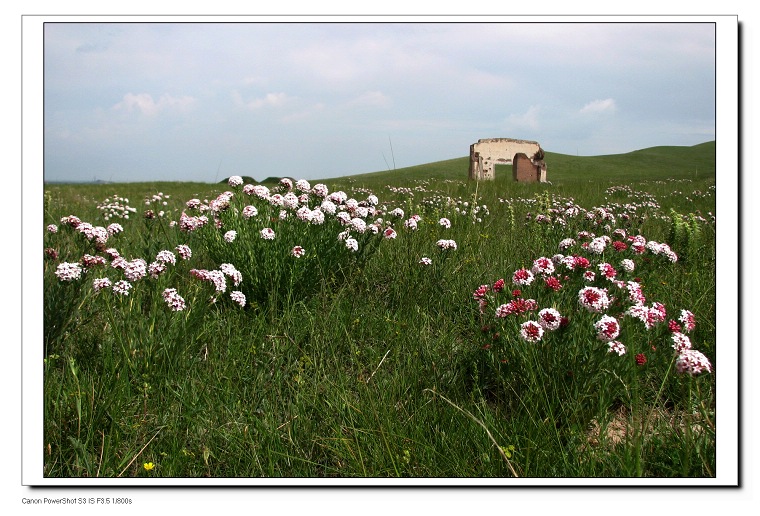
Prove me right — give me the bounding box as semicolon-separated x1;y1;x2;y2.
495;297;538;317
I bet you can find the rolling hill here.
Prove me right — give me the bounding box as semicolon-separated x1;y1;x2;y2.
326;141;716;189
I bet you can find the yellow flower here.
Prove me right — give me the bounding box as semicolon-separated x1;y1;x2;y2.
143;462;155;471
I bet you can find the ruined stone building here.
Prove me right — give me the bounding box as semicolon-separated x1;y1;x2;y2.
468;138;547;182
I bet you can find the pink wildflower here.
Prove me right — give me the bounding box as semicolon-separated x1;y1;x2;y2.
383;228;397;239
520;321;544;343
176;244;192;260
292;246;306;258
578;287;611;313
162;288;186;311
627;302;666;330
538;308;562;331
242;205;258;219
473;285;490;300
296;206;313;222
148;261;167;278
312;183;329;198
310;209;325;225
82;254;106;267
112;280;132;296
230;290;246;307
345;237;359;252
607;341;627;356
251;185;270;199
260;228;276;240
156;250;176;265
679;309;696;332
624;281;646;305
123;259;147;282
512;268;534;286
60;215;82;228
220;263;243;286
650;302;667;323
531;257;555;277
436;239;457;250
588;237;608;254
671;332;693;353
351;218;368;233
562;255;590;271
492;278;505;293
92;277;112;291
190;269;227;292
283;192;300;210
179;212;208;232
544;276;562;291
495;304;511;318
404;218;418;231
336;211;351;226
598;263;617;280
594;315;621;342
675;350;712;375
55;262;83;282
269;194;284;207
106;223;123;235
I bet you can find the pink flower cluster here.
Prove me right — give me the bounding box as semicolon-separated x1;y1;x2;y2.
594;315;621;342
190;269;227;292
578;286;611;313
436;239;457;250
675;349;712;375
473;227;711;375
495;297;538;317
230;290;246;307
512;268;534;286
162;288;186;311
179;212;209;232
55;262;83;282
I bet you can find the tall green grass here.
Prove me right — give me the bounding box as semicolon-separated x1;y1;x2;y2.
41;143;717;478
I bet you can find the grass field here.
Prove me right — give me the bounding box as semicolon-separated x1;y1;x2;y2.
40;141;718;479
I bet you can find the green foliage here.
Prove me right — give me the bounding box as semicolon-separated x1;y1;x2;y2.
40;143;717;478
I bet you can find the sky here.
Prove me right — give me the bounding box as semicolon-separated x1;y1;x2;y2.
42;20;717;183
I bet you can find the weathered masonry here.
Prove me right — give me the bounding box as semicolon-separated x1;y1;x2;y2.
468;138;547;182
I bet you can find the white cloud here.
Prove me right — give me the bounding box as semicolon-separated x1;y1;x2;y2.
506;105;541;131
280;103;326;123
580;98;617;115
344;91;392;109
112;93;197;116
233;91;290;110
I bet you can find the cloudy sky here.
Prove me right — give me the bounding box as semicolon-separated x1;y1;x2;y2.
42;20;717;183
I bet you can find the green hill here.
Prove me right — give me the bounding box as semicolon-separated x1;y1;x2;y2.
329;141;716;189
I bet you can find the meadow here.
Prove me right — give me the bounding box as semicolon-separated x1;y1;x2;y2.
41;142;717;479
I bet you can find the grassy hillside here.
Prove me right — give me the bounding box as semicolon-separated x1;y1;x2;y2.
332;141;716;189
41;140;718;479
